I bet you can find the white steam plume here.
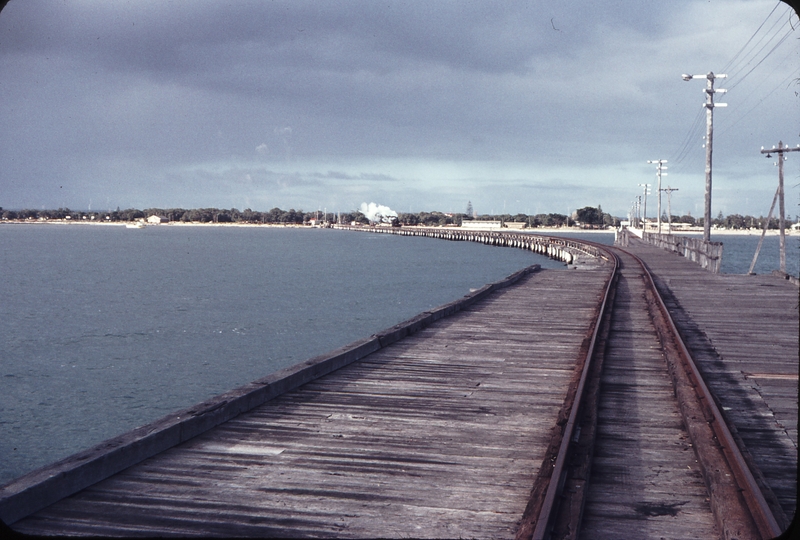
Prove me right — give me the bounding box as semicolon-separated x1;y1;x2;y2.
360;202;398;223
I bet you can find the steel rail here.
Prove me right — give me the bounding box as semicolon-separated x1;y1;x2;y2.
528;246;620;540
525;239;780;539
625;248;782;539
341;227;779;537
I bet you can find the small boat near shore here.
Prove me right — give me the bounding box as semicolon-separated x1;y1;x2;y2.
126;222;145;229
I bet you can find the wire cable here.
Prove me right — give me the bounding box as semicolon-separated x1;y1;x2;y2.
725;4;791;81
718;67;800;139
728;21;796;91
668;5;794;174
670;108;705;167
721;0;784;75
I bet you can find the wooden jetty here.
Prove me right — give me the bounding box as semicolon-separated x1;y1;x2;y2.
624;237;798;530
4;261;614;537
1;227;796;538
574;249;718;539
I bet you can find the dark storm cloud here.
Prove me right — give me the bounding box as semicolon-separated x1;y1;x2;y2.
1;1;684;142
0;1;796;215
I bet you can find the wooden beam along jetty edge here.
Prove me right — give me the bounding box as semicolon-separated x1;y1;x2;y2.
1;257;552;526
1;227;791;538
334;224;608;266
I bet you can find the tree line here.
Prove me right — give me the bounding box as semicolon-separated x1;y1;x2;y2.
0;205;792;230
636;211;790;230
0;207;366;225
399;211;579;227
0;206;593;228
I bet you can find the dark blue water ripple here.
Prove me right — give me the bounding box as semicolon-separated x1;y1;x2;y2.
0;224;563;484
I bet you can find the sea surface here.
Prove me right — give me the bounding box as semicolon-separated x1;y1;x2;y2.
0;224;564;485
0;225;796;485
696;232;799;276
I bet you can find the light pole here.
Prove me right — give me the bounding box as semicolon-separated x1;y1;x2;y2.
647;160;668;234
638;183;651;233
682;72;726;242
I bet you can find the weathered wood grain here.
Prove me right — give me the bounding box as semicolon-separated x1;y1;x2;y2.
12;268;611;538
627;239;798;529
7;232;794;537
577;254;718;539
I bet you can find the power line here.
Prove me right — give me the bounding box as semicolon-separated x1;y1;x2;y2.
756;141;800;273
676;109;705;153
647;160;668;233
717;66;800;139
681;72;727;242
731;44;798;102
716;12;798;139
725;4;793;82
728;21;796;91
670;4;797;172
670;108;705;167
720;1;784;74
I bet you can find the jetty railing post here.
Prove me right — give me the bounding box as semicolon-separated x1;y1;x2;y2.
635;231;722;274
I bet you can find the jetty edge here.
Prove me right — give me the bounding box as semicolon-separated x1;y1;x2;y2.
0;264;541;526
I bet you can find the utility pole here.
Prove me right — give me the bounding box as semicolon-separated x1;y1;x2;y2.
638;196;642;228
647;160;668;233
661;186;679;234
638;183;651;233
682;72;727;242
760;141;800;273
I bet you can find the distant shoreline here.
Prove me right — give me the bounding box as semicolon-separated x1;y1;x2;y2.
1;220;796;236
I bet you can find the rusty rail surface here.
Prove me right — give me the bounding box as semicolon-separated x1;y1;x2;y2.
341;226;780;539
631;251;781;539
526;246;619;540
335;227;779;537
518;238;781;539
4;226;780;537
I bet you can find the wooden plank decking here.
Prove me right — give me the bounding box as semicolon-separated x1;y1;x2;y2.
5;233;796;537
10;267;611;538
578;251;717;539
625;239;799;528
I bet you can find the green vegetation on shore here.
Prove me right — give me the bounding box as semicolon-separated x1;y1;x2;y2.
0;205;791;230
0;206;588;227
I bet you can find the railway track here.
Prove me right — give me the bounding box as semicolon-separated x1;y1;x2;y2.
1;229;789;538
518;244;783;539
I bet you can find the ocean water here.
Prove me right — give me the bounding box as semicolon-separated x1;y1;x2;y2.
0;224;564;484
709;233;799;277
1;225;795;486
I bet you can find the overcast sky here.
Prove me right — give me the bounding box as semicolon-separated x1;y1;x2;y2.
1;1;797;218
